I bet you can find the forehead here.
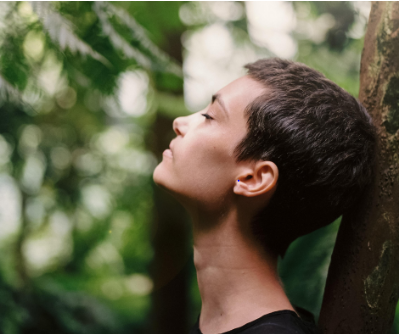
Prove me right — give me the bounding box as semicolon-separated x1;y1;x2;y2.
217;75;267;118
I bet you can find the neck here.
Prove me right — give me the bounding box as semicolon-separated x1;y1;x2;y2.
192;211;295;334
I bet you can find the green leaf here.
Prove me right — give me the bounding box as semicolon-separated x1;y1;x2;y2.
93;2;182;77
30;1;111;67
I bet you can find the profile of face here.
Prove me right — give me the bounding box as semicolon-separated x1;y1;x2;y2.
153;75;273;216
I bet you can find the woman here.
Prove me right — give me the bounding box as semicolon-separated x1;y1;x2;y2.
153;58;376;334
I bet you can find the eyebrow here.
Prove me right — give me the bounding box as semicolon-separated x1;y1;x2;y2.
211;94;229;119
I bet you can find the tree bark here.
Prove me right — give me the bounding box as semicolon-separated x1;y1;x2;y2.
149;112;191;334
147;24;192;334
319;2;399;334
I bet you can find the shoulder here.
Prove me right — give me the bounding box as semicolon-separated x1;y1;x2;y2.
190;310;321;334
236;310;320;334
223;310;320;334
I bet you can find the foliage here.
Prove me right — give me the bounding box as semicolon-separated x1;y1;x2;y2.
0;1;182;332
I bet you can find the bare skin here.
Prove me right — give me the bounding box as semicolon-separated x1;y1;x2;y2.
193;212;296;334
153;76;296;334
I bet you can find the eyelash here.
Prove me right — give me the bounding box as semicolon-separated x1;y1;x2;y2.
201;113;213;120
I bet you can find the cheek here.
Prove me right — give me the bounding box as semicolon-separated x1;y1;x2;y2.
181;139;228;169
177;141;234;191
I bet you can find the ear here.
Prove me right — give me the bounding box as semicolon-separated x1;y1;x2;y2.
233;161;278;198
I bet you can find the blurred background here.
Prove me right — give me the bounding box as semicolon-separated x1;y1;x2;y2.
0;1;397;333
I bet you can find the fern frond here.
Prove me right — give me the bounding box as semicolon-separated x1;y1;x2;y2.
93;2;152;68
94;2;182;77
30;2;111;67
0;73;26;106
104;2;182;77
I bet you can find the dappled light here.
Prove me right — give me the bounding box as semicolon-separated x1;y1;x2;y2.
118;70;149;117
0;175;21;241
246;2;297;58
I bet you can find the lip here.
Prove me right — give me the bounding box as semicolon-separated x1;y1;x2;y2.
163;149;173;158
169;140;175;152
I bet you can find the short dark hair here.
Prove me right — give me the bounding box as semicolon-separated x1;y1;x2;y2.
234;58;377;257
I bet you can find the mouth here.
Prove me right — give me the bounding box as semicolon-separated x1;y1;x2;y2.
169;140;175;153
163;149;173;158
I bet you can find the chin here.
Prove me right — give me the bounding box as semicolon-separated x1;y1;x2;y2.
153;164;165;186
153;164;174;191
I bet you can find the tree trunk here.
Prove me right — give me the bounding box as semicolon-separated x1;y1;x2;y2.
149;112;191;334
319;2;399;333
147;25;192;334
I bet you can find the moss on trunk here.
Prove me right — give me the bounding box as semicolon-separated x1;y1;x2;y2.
319;2;399;334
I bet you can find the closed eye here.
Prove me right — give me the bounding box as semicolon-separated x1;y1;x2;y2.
201;113;213;120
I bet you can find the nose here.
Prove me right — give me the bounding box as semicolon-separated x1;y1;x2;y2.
173;116;187;136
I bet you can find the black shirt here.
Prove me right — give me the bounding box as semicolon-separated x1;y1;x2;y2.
189;309;321;334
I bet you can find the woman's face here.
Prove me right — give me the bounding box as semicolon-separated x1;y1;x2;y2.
153;75;266;212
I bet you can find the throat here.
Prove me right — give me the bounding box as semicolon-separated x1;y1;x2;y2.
193;225;295;334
